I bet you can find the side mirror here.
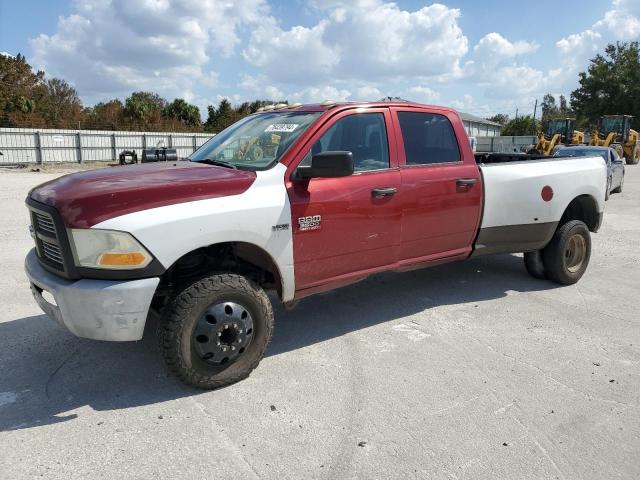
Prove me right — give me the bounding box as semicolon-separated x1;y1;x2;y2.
295;151;354;180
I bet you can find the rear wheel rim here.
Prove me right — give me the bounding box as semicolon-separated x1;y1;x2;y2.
565;234;586;273
192;301;254;366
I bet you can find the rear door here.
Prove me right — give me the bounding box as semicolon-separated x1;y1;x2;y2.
391;108;482;263
286;109;401;291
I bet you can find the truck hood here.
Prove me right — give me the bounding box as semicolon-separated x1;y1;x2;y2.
30;161;257;228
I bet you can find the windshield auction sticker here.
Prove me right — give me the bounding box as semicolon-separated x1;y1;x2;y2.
265;124;299;133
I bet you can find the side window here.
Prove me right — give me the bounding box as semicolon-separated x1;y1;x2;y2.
397;112;461;165
301;113;389;172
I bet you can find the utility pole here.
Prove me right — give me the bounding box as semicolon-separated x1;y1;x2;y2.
533;99;538;120
515;107;518;120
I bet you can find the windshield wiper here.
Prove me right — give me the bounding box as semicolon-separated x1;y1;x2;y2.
197;158;238;169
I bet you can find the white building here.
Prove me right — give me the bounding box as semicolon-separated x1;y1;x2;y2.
459;112;502;137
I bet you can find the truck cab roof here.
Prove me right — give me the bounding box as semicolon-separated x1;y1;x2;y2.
262;100;453;114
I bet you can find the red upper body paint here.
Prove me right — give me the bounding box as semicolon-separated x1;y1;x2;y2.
30;161;256;228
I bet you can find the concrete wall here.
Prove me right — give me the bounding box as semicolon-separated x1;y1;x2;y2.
476;135;537;153
463;121;501;137
0;128;214;164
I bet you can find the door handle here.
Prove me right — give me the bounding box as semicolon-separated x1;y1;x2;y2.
456;178;477;188
371;187;397;197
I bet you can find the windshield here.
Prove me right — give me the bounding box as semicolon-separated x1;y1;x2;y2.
554;148;608;162
190;112;321;170
601;117;623;133
548;120;567;135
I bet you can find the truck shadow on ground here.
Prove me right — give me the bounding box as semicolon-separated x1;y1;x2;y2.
1;254;555;431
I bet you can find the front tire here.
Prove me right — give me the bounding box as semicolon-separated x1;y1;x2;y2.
159;273;274;389
542;220;591;285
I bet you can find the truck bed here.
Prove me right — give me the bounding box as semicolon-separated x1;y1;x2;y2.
473;155;606;256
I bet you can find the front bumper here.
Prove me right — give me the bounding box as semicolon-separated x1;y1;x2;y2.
25;249;159;341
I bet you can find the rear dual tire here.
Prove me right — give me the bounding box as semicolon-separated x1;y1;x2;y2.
524;220;591;285
523;251;546;279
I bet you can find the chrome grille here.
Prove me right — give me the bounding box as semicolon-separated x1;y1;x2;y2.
33;211;57;237
40;240;64;266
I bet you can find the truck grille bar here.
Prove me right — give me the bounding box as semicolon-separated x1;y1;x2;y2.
40;240;64;266
33;211;57;237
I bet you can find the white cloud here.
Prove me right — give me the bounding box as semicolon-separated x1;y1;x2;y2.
238;74;285;100
556;29;602;59
408;86;441;103
30;0;268;102
243;1;469;86
557;0;640;69
347;85;383;101
467;31;548;101
25;0;638;120
242;19;339;84
474;32;538;60
450;93;496;117
600;0;640;38
289;86;352;103
479;65;545;99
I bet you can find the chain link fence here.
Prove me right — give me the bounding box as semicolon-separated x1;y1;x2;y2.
0;127;214;164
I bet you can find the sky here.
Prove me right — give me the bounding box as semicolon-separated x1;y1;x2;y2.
1;0;639;119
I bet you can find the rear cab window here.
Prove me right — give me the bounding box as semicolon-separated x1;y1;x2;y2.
396;111;461;165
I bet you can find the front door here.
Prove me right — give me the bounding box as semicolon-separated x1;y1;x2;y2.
287;109;401;292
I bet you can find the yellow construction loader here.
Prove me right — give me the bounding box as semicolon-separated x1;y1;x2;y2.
590;115;640;165
530;118;584;156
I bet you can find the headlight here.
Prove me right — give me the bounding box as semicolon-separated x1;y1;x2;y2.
68;229;153;269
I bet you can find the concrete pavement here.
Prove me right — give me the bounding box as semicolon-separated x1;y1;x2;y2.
1;165;639;479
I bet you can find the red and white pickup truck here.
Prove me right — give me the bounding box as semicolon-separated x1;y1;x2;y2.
25;101;606;388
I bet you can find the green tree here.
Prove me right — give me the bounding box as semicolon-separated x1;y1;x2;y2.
204;105;218;132
124;91;166;128
486;113;509;125
41;78;84;128
540;93;558;130
559;95;569;114
539;93;574;132
0;53;47;127
204;98;237;132
502;115;540;136
204;99;288;132
86;100;125;130
163;98;201;128
570;41;640;129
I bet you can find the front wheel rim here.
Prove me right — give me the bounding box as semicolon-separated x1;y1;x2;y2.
192;301;254;366
565;234;586;273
